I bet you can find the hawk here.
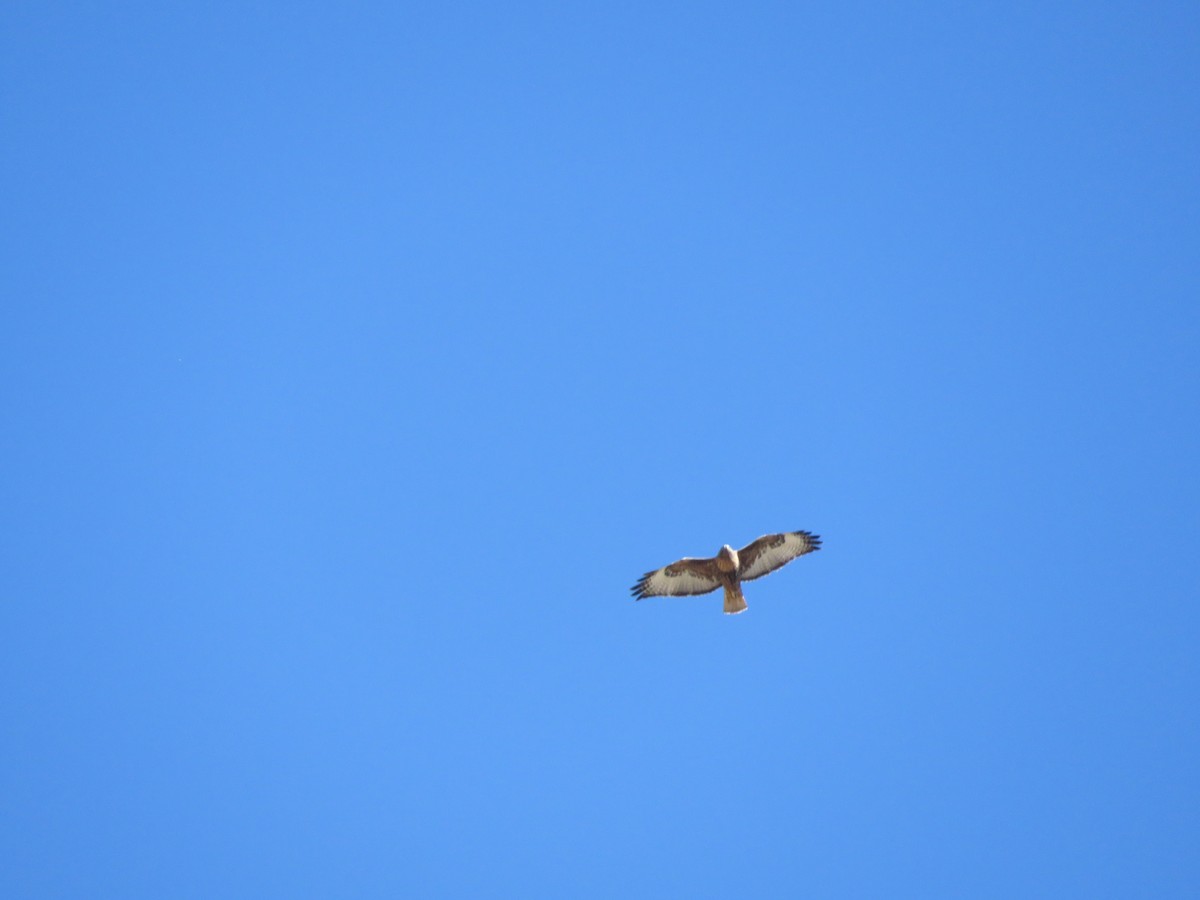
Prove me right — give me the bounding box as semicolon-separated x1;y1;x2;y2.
631;530;822;615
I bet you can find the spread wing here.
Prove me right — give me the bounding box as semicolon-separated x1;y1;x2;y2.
737;531;822;582
631;557;721;600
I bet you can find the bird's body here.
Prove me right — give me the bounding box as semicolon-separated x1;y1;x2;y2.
631;531;821;615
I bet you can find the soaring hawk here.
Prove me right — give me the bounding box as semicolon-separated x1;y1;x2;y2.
631;530;822;615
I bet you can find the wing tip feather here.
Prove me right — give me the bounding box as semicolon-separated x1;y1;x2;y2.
793;529;822;551
630;570;655;600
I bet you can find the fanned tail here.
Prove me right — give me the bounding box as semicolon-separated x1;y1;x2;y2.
723;584;747;615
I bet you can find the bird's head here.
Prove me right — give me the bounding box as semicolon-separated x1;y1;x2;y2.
718;544;738;567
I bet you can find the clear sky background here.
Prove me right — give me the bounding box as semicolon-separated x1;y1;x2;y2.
3;3;1198;897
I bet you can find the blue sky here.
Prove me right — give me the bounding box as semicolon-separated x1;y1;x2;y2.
3;2;1198;896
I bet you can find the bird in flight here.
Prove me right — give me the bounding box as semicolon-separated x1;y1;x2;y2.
631;530;822;615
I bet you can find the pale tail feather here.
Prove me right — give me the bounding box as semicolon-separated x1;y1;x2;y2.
723;585;747;615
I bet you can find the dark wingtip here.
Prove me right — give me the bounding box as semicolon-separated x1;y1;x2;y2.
629;569;658;601
794;529;822;551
